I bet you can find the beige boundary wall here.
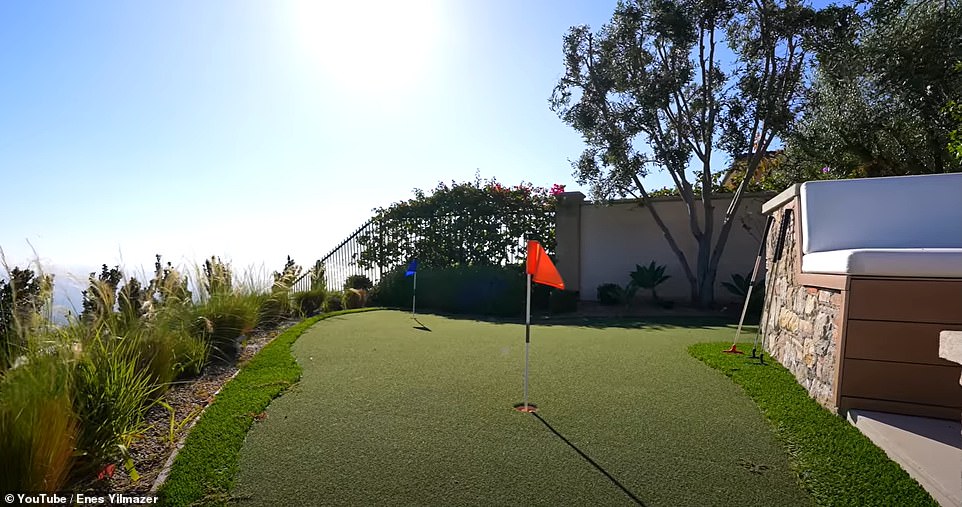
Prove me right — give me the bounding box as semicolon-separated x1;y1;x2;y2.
555;191;775;304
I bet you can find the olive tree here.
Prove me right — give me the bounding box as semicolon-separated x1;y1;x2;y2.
790;0;962;177
551;0;823;307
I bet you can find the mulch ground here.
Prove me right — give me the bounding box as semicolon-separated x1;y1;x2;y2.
99;319;300;494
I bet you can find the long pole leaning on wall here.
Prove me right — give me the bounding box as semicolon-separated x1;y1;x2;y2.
754;209;794;364
725;214;776;355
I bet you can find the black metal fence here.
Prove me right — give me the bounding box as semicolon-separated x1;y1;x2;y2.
315;211;554;291
317;218;384;291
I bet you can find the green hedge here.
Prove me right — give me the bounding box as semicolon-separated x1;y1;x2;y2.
549;289;579;314
370;265;557;317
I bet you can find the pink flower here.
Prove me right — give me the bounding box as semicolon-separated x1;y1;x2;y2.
550;184;566;196
821;166;831;174
98;463;116;480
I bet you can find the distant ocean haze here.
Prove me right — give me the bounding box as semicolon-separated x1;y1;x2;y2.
2;253;301;324
2;264;96;323
1;263;142;323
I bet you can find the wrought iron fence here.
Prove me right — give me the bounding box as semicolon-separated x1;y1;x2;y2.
290;266;322;294
291;272;311;294
318;218;383;291
316;211;555;291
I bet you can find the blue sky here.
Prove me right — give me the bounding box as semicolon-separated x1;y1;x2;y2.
1;0;698;279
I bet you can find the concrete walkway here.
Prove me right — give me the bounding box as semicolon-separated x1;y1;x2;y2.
848;410;962;507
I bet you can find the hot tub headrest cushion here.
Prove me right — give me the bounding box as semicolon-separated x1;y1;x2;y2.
800;173;962;254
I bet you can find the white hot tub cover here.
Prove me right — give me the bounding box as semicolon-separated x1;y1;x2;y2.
798;173;962;277
801;248;962;277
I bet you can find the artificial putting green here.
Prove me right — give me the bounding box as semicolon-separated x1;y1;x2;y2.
231;310;812;506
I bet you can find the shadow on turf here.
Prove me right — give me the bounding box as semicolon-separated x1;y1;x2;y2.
393;309;743;331
412;317;432;332
531;413;646;506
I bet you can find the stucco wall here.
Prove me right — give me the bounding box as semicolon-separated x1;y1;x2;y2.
557;193;773;304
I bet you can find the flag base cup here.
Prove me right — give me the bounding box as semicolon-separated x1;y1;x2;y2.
722;344;744;354
512;403;539;413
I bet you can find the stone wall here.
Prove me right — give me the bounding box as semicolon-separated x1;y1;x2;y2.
761;204;845;411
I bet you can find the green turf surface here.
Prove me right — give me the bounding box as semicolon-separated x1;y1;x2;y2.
231;311;812;506
157;308;380;507
689;343;937;506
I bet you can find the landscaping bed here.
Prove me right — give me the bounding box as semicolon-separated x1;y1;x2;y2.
104;320;299;494
0;256;339;497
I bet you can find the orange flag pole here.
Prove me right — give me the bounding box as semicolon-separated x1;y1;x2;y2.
524;272;532;411
516;240;564;414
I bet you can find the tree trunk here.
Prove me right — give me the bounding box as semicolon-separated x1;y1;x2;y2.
633;176;700;303
695;233;716;308
697;260;718;308
694;157;715;308
708;157;761;306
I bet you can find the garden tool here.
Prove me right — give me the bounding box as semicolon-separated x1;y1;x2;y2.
724;214;775;355
753;209;793;364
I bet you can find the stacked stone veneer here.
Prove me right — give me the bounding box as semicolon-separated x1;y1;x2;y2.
762;205;845;411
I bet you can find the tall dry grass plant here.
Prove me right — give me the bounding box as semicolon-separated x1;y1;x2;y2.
0;251;307;490
72;331;158;479
0;350;78;493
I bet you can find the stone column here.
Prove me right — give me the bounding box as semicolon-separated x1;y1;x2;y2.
555;191;585;293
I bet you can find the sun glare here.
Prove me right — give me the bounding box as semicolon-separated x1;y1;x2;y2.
291;0;440;95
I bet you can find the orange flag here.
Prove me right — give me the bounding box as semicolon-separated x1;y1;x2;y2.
526;240;565;290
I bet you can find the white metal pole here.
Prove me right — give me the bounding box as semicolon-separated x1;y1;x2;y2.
734;255;762;340
412;271;417;317
524;273;531;411
729;214;774;352
755;211;793;359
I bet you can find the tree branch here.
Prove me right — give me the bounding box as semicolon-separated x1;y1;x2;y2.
651;114;703;241
631;173;699;289
656;41;704;159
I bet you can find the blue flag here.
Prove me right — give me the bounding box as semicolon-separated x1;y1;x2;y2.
405;259;418;277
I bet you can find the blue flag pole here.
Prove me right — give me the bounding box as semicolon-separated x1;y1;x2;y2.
405;259;418;317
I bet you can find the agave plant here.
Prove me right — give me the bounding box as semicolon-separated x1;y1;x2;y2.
596;283;626;306
628;261;671;302
722;272;765;315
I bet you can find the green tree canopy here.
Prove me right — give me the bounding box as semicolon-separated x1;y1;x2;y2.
0;266;53;355
788;0;962;177
357;176;556;271
551;0;823;307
